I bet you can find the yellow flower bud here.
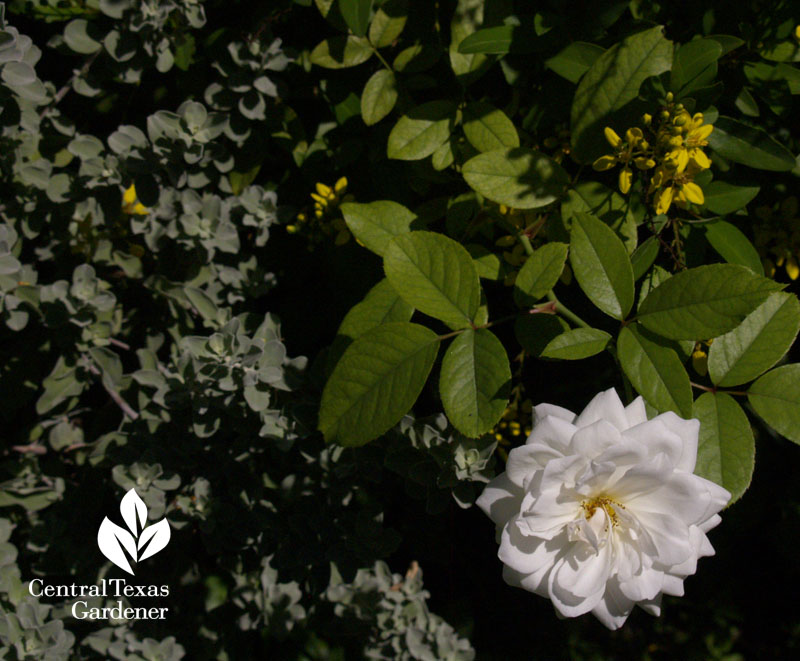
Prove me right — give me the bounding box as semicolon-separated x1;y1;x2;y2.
681;182;704;205
665;92;674;103
592;154;618;171
787;256;799;280
334;177;348;193
604;127;622;149
315;182;332;197
618;167;632;194
692;349;708;376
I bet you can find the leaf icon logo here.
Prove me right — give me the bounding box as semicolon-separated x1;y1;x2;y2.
97;489;171;575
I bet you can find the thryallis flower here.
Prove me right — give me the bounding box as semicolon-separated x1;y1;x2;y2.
122;184;149;215
477;389;729;629
650;161;705;216
592;127;655;194
664;111;713;173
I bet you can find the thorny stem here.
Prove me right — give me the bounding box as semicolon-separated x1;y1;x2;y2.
690;381;747;397
86;363;139;420
515;226;593;330
370;44;393;72
41;51;100;118
437;314;517;341
546;291;592;329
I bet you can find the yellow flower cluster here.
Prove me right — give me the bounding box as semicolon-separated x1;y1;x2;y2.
492;397;532;460
122;184;149;215
754;197;800;281
593;93;714;215
288;177;353;246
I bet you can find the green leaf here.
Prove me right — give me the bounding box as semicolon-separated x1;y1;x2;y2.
467;244;505;280
569;212;634;320
228;164;261;195
637;264;783;340
618;324;693;417
361;69;398;126
703;220;763;274
693;392;754;504
702;181;760;215
546;42;605;84
560;181;638;254
368;0;407;48
571;26;673;163
515;314;569;356
541;328;612;360
462;102;519;152
319;322;439;446
457;25;516;54
387;100;456;160
707;34;745;55
393;44;439;72
337;279;414;341
462;148;569;209
670;38;722;98
439;328;510;437
748;364;800;444
708;292;800;387
341;200;418;256
513;242;568;307
708;116;796;171
339;0;371;37
310;35;373;69
631;236;659;281
384;231;480;329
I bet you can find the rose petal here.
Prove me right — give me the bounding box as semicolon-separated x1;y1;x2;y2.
590;578;635;630
476;473;523;526
533;402;575;424
569;419;623;459
624;397;648;426
525;414;577;450
651;411;700;472
499;517;563;575
573;389;630;432
622;418;686;468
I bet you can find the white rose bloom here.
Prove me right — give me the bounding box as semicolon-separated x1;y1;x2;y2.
477;388;730;629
